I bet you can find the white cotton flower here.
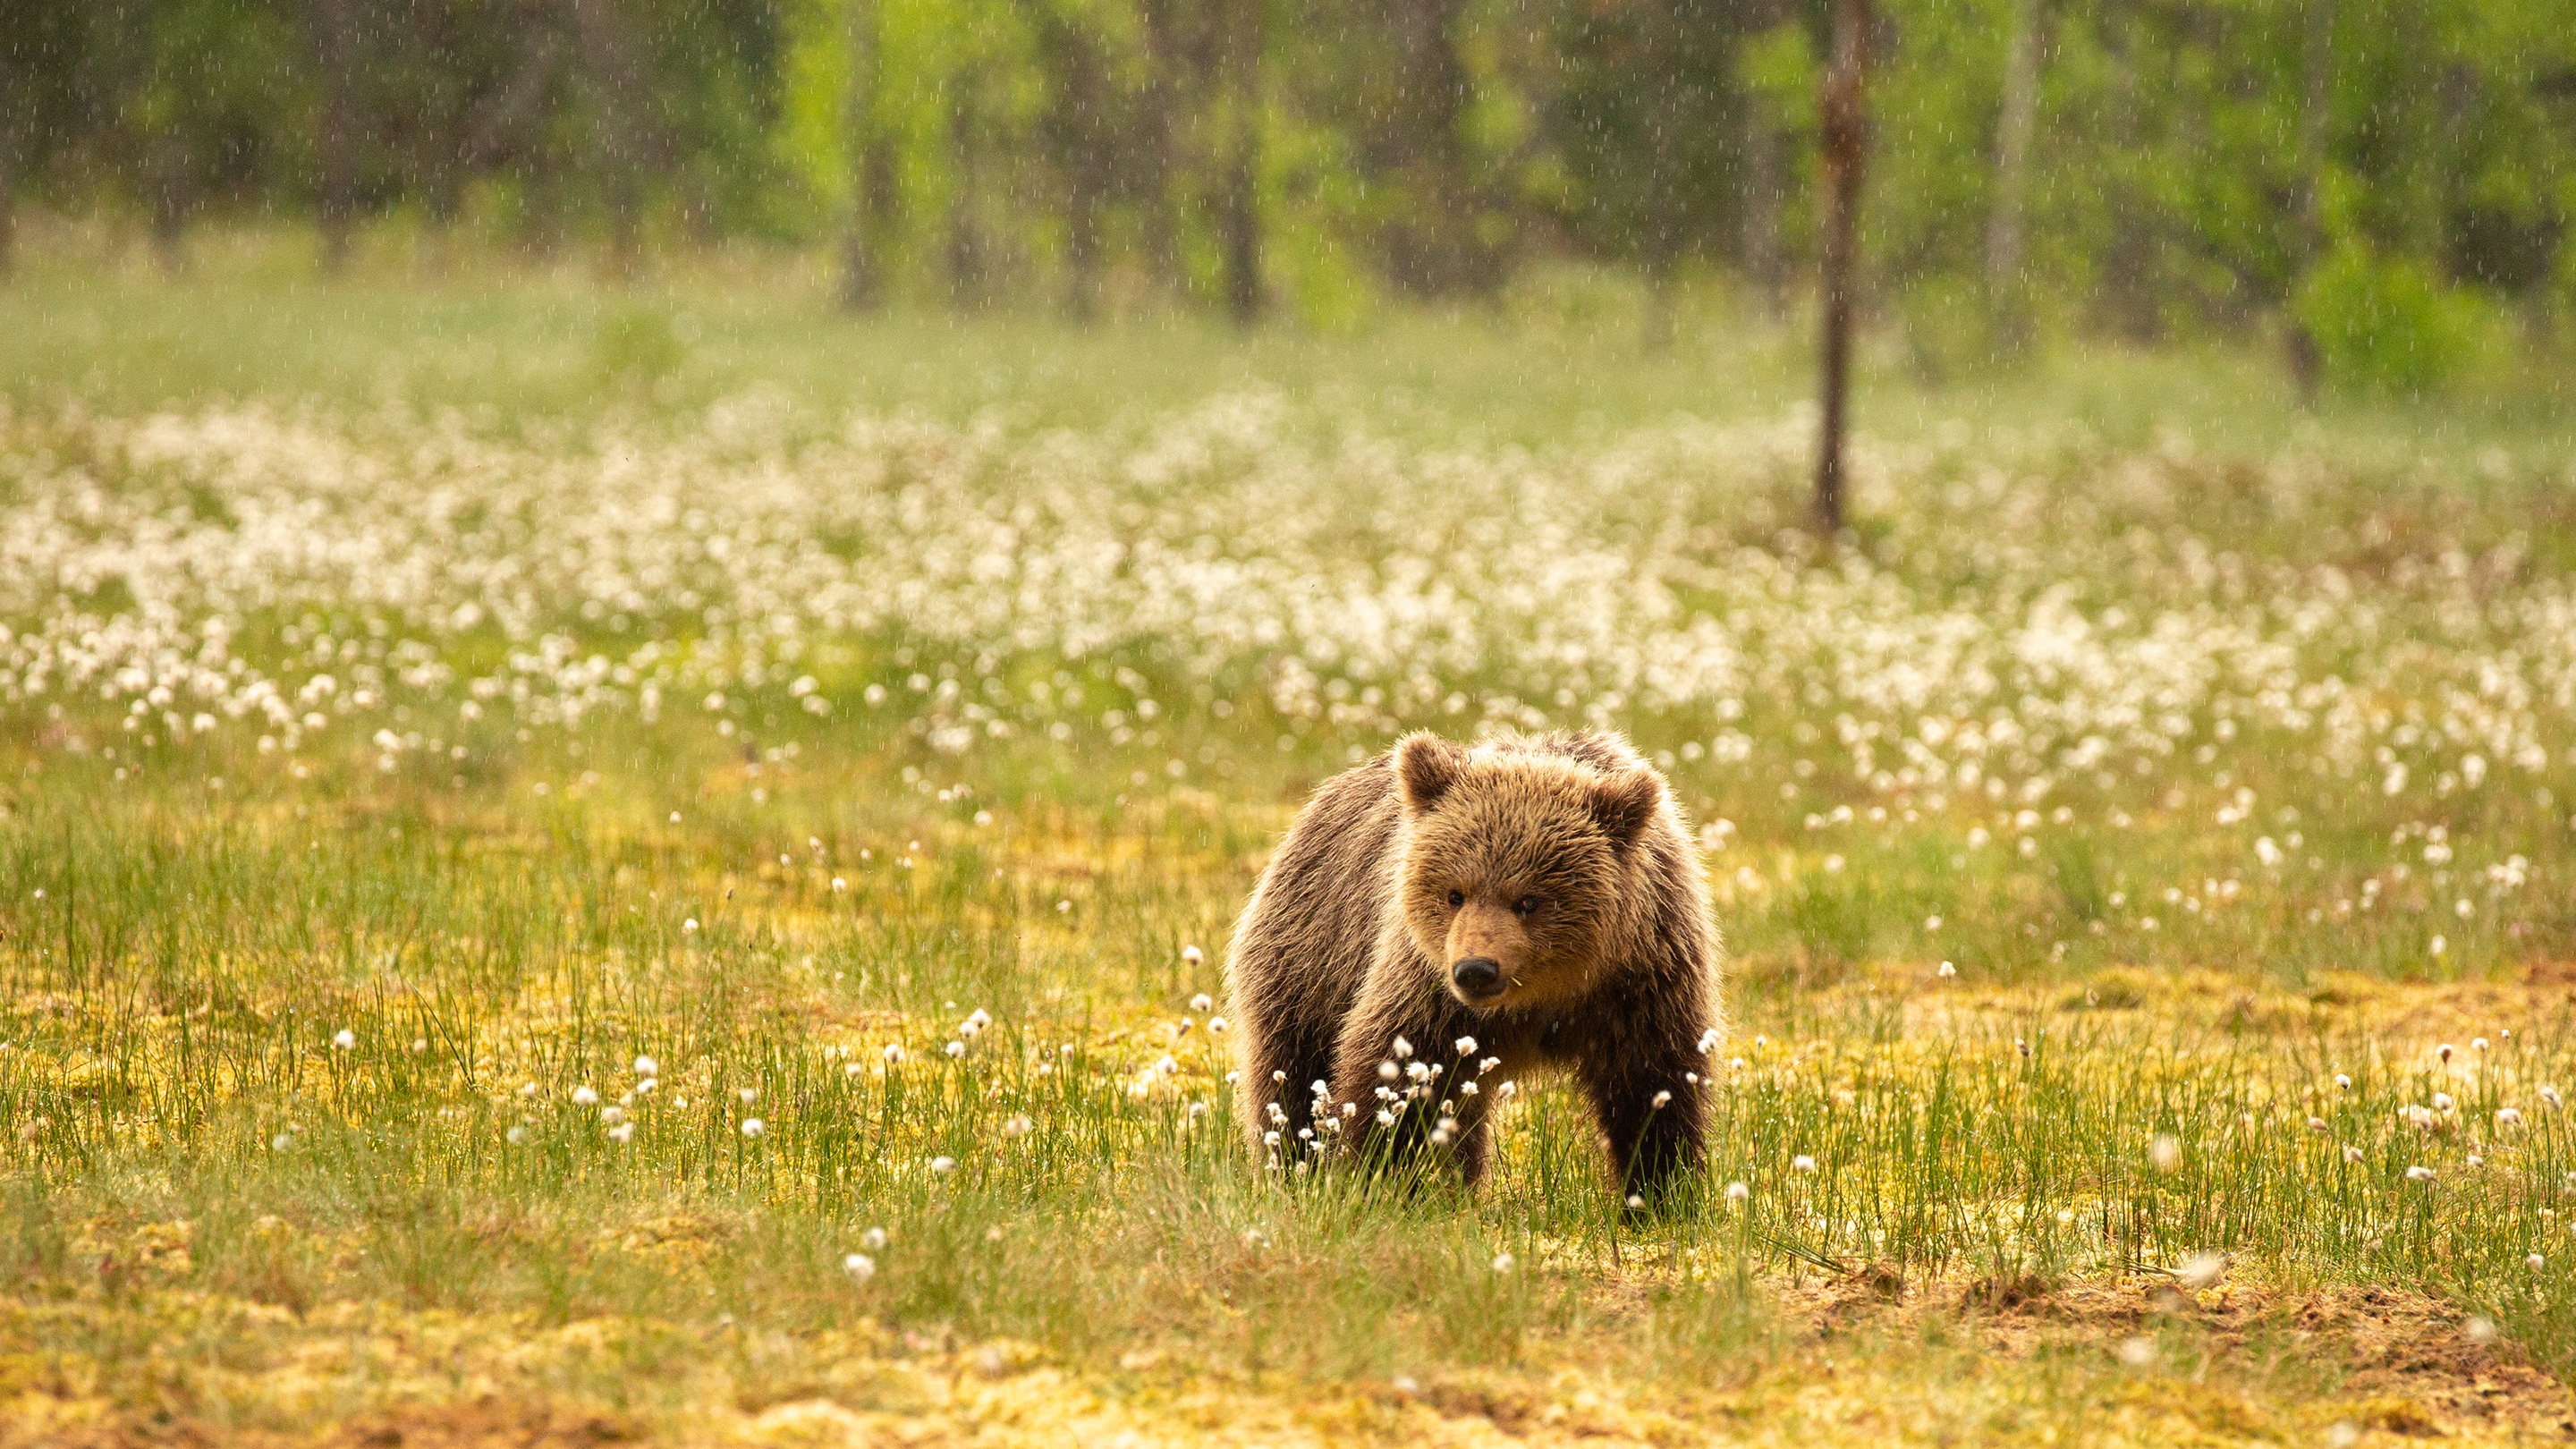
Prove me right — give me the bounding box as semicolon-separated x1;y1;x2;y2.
572;1086;600;1106
1001;1114;1032;1138
2497;1107;2524;1127
1392;1036;1413;1060
945;1040;967;1058
682;919;699;933
332;1029;357;1050
1208;1017;1227;1034
1182;945;1204;967
1651;1090;1673;1109
2176;1252;2225;1290
844;1253;877;1282
633;1055;658;1077
1454;1037;1477;1055
1792;1154;1817;1174
884;1044;904;1063
931;1157;957;1174
1490;1252;1515;1274
2406;1165;2436;1182
607;1122;635;1144
861;1227;888;1251
2148;1134;2181;1172
741;1117;765;1137
1191;993;1214;1013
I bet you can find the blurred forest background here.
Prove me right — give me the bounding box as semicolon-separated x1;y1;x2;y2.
1;0;2572;395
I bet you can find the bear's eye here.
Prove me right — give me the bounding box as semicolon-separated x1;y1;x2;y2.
1513;895;1542;916
1445;888;1465;909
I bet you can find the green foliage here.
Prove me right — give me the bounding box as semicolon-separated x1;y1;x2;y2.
5;0;2576;360
2293;243;2496;396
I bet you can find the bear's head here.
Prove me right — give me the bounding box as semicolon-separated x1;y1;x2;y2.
1393;732;1664;1012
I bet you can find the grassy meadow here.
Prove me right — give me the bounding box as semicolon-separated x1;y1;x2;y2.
5;250;2576;1445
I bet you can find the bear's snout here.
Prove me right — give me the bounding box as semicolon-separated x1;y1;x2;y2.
1450;956;1504;1003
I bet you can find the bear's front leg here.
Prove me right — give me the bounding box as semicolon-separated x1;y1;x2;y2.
1580;1049;1707;1208
1328;953;1486;1184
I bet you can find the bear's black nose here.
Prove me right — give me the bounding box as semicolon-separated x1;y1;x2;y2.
1451;957;1503;998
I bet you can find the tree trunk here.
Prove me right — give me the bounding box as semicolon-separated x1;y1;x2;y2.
0;44;20;280
1136;0;1182;296
1983;0;2041;354
315;0;361;274
1813;0;1869;538
1384;0;1480;295
1734;0;1787;318
1639;0;1682;352
840;0;882;309
946;64;987;308
2100;0;2156;341
1219;0;1263;324
1059;33;1108;322
1741;106;1784;320
2285;0;2333;402
568;0;648;278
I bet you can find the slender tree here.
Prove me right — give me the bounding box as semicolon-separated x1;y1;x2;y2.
1740;96;1784;318
840;0;883;309
2285;0;2334;402
2098;0;2156;342
0;35;19;279
1380;0;1483;295
1813;0;1868;537
567;0;650;276
946;62;989;307
1217;0;1263;325
1136;0;1183;295
1984;0;2042;353
314;0;362;274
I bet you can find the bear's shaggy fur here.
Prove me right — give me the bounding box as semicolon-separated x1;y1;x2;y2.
1225;729;1722;1202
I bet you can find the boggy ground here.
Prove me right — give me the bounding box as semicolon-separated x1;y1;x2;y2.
5;1271;2567;1446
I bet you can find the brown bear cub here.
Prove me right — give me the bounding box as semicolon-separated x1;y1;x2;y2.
1226;729;1722;1205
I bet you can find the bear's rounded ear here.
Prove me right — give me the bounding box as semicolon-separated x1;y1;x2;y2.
1395;732;1465;814
1589;768;1662;844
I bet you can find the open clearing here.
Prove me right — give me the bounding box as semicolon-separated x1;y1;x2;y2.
5;270;2576;1445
